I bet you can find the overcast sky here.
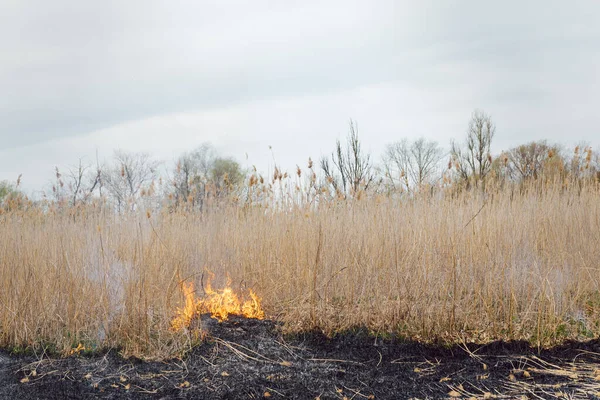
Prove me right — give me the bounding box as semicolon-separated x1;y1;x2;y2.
1;1;599;192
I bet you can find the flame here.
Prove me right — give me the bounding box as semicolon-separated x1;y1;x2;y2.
242;290;264;319
170;281;200;331
69;343;86;356
170;278;264;331
201;282;265;322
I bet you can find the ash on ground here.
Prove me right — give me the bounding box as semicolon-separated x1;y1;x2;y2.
2;315;600;399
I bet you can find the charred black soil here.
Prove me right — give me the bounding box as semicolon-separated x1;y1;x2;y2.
2;316;600;399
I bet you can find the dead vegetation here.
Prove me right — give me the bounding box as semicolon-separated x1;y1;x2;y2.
3;316;600;399
1;177;600;359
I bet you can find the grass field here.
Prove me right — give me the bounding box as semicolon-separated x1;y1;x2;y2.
1;180;600;358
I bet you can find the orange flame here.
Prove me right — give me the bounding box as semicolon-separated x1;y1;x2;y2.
201;282;265;322
170;278;264;331
170;281;199;331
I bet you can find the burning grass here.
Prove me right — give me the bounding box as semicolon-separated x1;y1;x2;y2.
1;181;600;358
170;279;264;332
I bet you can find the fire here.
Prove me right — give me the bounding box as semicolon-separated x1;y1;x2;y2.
201;282;265;322
170;281;199;332
170;278;265;331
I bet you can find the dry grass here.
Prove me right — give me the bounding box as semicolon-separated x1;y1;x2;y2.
1;181;600;358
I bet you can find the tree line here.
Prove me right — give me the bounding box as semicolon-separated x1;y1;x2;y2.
1;109;599;213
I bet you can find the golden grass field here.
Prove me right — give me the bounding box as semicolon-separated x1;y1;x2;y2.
1;180;599;358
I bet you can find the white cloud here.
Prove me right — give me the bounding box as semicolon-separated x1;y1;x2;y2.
1;1;599;192
0;80;464;192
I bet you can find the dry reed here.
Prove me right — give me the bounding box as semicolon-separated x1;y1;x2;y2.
1;180;599;358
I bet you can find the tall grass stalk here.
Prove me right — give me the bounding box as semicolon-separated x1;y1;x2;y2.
1;181;599;357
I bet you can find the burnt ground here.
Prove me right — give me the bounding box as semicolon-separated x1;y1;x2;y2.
1;316;600;400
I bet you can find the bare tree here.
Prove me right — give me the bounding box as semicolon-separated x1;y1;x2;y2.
320;120;374;196
63;159;101;207
102;150;159;212
382;138;443;191
505;141;561;181
171;143;216;209
451;109;495;187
